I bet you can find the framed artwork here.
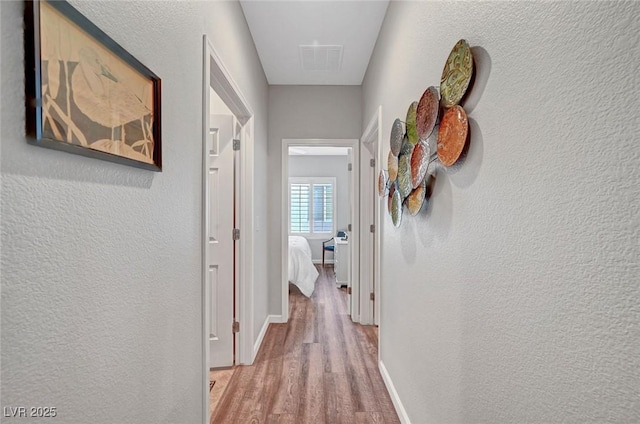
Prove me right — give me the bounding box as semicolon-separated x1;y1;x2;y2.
24;0;162;171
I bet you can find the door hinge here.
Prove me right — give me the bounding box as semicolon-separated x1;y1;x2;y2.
347;224;352;232
370;158;375;167
232;321;240;333
370;292;375;301
348;163;353;171
233;139;241;151
347;287;352;295
232;228;240;240
370;224;375;233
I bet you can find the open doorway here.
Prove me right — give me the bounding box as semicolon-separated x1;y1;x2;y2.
202;36;255;424
281;139;360;323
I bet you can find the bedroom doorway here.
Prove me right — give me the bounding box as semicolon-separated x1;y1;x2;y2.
281;139;360;323
202;35;255;424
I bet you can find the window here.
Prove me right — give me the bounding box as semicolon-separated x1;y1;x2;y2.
289;177;336;236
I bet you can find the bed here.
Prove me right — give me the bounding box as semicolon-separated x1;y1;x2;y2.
288;236;319;298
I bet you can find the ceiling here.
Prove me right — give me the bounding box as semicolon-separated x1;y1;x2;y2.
240;1;389;85
289;146;350;156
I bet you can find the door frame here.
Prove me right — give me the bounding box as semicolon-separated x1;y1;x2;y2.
281;138;360;323
360;107;382;326
202;35;255;423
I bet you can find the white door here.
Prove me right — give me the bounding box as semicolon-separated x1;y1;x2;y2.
207;114;236;368
347;148;354;317
361;141;376;325
368;143;377;325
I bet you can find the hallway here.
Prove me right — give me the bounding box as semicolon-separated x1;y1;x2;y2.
211;267;399;423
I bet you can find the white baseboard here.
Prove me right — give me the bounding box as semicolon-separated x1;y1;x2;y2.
379;360;411;424
252;315;282;362
312;259;334;265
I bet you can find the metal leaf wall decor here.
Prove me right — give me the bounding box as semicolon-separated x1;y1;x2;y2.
379;39;478;227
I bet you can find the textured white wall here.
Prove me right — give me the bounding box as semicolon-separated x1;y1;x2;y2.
363;2;640;423
0;1;268;423
267;85;362;314
288;154;350;261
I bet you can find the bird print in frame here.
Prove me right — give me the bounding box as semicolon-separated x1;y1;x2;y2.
25;0;162;171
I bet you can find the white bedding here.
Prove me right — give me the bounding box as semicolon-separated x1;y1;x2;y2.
288;236;319;298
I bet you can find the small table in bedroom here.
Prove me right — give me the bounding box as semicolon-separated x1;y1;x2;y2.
334;237;349;287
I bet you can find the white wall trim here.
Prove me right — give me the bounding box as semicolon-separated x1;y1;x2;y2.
359;106;382;326
202;35;255;424
207;43;254;125
269;314;286;324
362;105;382;146
312;259;335;265
281;139;360;323
252;314;281;362
379;360;411;424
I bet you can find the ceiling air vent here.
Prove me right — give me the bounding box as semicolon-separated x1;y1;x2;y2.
299;45;343;71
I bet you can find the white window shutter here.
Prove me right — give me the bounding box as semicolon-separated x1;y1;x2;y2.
290;183;310;233
289;177;336;236
312;183;334;233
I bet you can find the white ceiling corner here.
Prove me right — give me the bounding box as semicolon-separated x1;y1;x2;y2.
240;1;389;85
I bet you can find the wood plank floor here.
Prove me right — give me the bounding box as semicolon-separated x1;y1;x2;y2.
211;266;399;424
209;368;235;418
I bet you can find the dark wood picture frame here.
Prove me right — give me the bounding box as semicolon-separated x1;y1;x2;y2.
24;0;162;171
